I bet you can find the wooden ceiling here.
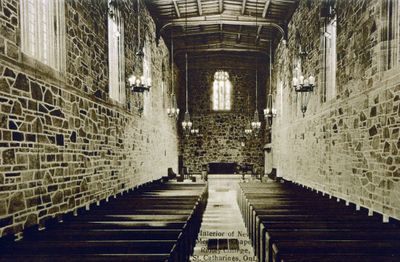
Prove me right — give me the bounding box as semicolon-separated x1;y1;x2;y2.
145;0;298;56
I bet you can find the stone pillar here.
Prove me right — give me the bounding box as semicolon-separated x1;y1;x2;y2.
263;143;272;177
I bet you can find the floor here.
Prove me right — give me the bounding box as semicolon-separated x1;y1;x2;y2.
190;174;257;262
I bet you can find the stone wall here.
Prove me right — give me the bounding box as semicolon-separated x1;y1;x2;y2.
0;0;178;237
179;55;266;174
272;0;400;220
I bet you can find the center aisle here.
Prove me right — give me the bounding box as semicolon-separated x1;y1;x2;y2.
190;175;258;262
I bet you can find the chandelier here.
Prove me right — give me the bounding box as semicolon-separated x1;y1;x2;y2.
264;44;277;128
167;26;179;118
190;128;199;135
250;0;261;135
181;53;192;136
244;93;253;136
181;1;193;136
128;0;150;93
251;60;261;135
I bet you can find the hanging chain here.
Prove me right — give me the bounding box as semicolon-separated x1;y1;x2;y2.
185;53;188;112
137;0;140;49
269;43;272;96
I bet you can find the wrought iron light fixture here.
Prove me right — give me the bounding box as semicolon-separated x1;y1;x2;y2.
128;75;151;93
244;93;253;136
190;128;199;135
167;26;179;118
181;53;192;136
251;59;261;135
181;0;193;136
293;74;315;116
250;0;261;135
167;93;179;118
245;124;253;135
128;0;151;93
264;44;277;128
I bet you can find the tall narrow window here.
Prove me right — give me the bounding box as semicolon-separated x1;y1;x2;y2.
321;13;337;103
143;40;152;88
381;0;399;71
212;71;231;111
325;16;336;101
143;39;152;114
20;0;65;70
293;56;301;115
108;3;125;103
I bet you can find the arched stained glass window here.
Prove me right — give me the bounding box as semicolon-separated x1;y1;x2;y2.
212;71;231;111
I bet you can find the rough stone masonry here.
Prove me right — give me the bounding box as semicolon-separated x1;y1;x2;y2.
0;0;178;237
272;0;400;220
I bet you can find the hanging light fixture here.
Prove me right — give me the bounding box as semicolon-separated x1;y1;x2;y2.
292;45;315;116
251;61;262;134
181;0;193;136
167;21;179;118
244;93;253;136
190;128;199;135
181;53;192;136
293;75;315;116
128;0;150;93
250;0;261;135
264;44;277;129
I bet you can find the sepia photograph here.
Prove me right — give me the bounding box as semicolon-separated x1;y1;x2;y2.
0;0;399;261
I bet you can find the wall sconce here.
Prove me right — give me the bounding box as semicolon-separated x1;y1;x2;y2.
128;75;151;93
293;75;315;116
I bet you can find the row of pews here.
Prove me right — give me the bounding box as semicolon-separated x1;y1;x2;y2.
238;180;400;262
0;180;208;262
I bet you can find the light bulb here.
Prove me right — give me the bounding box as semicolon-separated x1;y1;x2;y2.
309;76;315;86
128;75;136;86
299;76;304;85
293;77;299;87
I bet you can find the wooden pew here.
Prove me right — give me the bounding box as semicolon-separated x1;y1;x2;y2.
265;229;400;262
272;240;400;262
237;181;400;262
0;180;208;262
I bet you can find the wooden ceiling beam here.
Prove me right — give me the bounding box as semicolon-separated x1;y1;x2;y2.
197;0;202;15
172;0;181;18
163;14;277;23
160;17;285;39
175;41;269;50
174;44;269;56
172;29;270;42
262;0;271;18
241;0;247;15
256;0;271;44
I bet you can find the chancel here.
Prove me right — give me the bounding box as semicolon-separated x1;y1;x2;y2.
0;0;399;261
